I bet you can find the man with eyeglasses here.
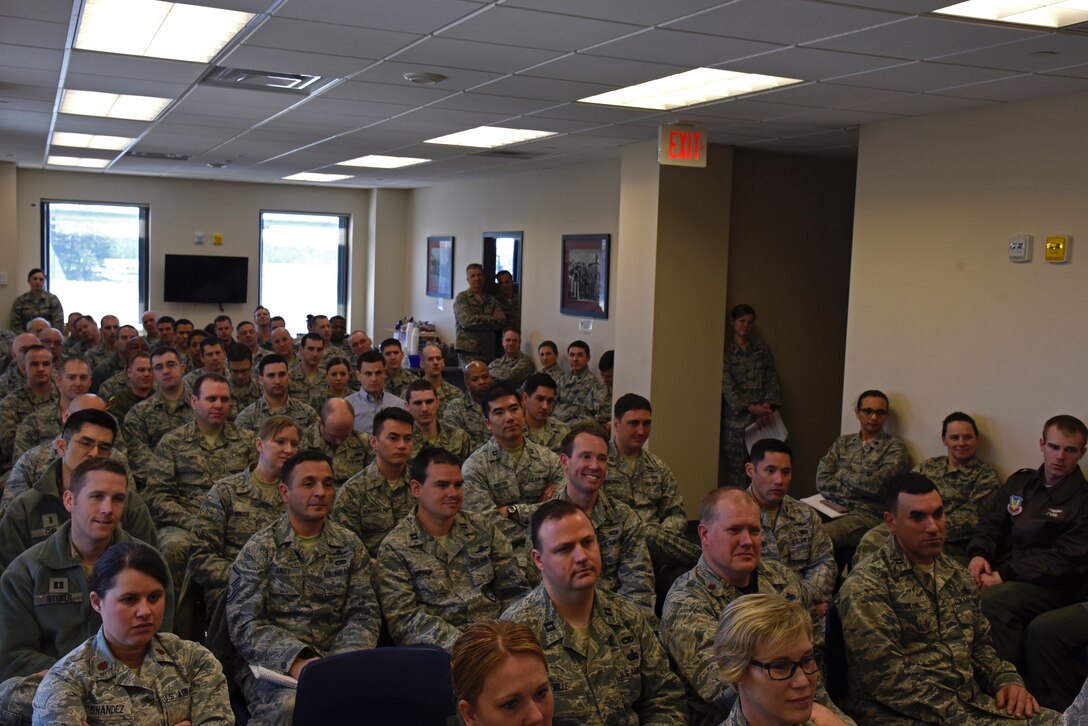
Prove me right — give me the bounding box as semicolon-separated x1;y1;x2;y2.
838;472;1060;724
815;389;910;551
123;347;194;488
0;409;158;570
660;488;851;726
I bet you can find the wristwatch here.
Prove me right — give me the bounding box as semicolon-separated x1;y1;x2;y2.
507;504;522;524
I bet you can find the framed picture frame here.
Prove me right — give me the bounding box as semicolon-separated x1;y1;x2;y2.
561;234;610;318
426;236;454;299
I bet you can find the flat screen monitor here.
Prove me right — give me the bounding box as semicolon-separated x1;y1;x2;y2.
163;254;249;304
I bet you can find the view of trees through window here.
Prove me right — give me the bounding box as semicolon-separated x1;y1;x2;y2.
260;211;348;333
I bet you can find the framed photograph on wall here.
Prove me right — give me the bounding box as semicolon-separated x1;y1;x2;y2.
561;234;610;318
426;236;454;299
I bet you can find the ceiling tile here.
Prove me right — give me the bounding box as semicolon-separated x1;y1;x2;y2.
936;32;1088;72
684;98;820;121
664;0;903;45
0;18;68;48
352;61;503;90
807;16;1042;60
0;64;61;90
528;103;654;124
525;54;687;86
850;92;996;115
53;116;150;136
64;73;189;99
723;47;910;81
294;95;415;120
0;43;62;72
589;29;784;67
438;7;637;52
472;75;615;102
430;92;560;116
391;37;563;74
242;18;420;59
222;46;375;78
777;107;903;127
0;0;75;24
933;72;1088;101
832;61;1020;92
501;0;725;24
830;0;977;11
396;105;516;128
67;52;206;85
323;80;455;106
755;81;914;108
275;0;481;33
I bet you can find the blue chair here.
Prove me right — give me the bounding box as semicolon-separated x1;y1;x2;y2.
292;645;455;726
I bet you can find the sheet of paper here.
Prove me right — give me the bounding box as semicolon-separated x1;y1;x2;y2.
744;410;788;451
800;494;849;519
250;664;298;689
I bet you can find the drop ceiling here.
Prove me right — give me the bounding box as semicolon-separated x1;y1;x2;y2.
3;0;1088;187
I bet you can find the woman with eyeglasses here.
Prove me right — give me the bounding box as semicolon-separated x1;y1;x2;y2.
714;593;837;726
31;541;232;725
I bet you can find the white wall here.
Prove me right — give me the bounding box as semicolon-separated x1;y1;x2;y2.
10;169;370;331
406;161;621;362
844;89;1088;478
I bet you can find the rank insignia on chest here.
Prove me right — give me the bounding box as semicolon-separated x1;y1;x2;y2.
42;513;59;529
49;578;68;594
1007;495;1024;516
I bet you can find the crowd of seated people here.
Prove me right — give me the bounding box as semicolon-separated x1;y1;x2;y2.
0;280;1086;725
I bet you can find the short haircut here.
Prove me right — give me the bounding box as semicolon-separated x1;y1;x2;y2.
127;352;151;370
77;315;96;325
614;393;650;420
58;356;91;376
522;373;557;397
714;594;812;685
28;268;44;279
193;372;229;398
63;408;117;440
559;422;608;458
495;270;512;281
70;457;128;498
538;340;558;357
481;385;519;417
373;407;414;437
856;389;889;409
258;414;301;443
404;378;437;402
466;263;483;272
214;314;232;325
23;343;49;358
157;315;176;327
89;541;168;598
731;303;756;320
567;340;590;356
175;318;193;328
200;337;224;355
330;315;345;323
749;438;792;466
270;315;285;325
530;499;585;550
410;446;462;485
358;349;384;368
188;329;207;343
380;338;402;352
226;343;252;364
451;621;547;706
118;324;139;335
1043;414;1088;444
501;326;521;337
882;471;938;514
150;346;179;366
698;487;758;526
598;349;614;372
282;449;333;487
236;320;255;332
301;332;325;348
258;354;288;375
940;411;978;437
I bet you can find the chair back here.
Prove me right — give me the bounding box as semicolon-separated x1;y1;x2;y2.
824;601;849;702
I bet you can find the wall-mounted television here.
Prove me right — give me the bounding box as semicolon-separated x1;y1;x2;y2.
163;254;249;304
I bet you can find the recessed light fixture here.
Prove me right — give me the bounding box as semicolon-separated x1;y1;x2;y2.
48;156;110;168
578;67;803;110
403;72;448;85
60;90;171;121
934;1;1088;28
76;0;254;63
283;172;353;182
424;126;556;148
339;154;430;169
51;132;132;150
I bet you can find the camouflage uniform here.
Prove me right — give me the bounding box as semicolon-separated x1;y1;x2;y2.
188;468;285;610
855;455;1002;563
10;291;63;332
229;378;261;421
31;631;230;726
1065;680;1088;725
60;337;85;358
837;536;1061;725
122;391;194;486
525;417;569;454
375;507;529;651
384;367;419;398
300;423;371;486
96;371;127;402
815;431;910;548
720;338;782;487
462;438;563;558
0;522;174;725
234;395;317;433
555;487;656;617
12;405;64;462
501;585;687;725
0;442;133;520
552;369;610;427
226;515;380;726
0;459;158;570
605;440;700;571
432;378;464;419
287;364;326;403
441;395;490;453
0;367;26;403
453;290;505;363
330;461;414;555
81;343;113;375
104;385;150;423
145;421;255;585
750;489;837;606
89;355;121;395
410;422;472;464
0;387;58;468
488;353;535;390
659;555;845;726
539;363;564;383
721;701;813;726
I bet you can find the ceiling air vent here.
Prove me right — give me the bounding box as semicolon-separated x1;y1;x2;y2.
470;149;553;160
202;66;322;93
128;151;190;161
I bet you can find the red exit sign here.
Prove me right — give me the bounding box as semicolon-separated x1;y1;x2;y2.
658;125;707;168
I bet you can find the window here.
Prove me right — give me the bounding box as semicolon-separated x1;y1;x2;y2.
42;201;149;326
259;211;349;334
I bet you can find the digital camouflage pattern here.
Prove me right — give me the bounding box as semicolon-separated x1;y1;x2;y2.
301;422;372;486
330;461;414;555
431;378;463;419
488;353;535;390
453;290;505;360
96;371;127;402
0;365;27;403
384;367;419;398
410;422;471;464
122;391;194;485
752;490;836;605
816;431;911;517
234;395;317;433
104;385;150;423
12;404;63;462
10;291;63;332
0;387;58;468
287;364;326;403
441;395;490;453
229;378;261;421
721;338;781;428
552;369;610;427
525;417;569;454
0;443;133;521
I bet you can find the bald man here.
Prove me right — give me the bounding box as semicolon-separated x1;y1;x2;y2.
301;398;373;486
0;334;39;401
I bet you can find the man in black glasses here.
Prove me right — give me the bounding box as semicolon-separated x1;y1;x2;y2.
659;488;852;726
837;472;1059;724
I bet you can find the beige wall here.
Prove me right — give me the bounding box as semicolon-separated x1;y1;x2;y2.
406;161;621;361
8;169;370;330
845;89;1088;478
0;163;16;306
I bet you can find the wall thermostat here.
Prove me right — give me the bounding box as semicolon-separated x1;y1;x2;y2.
1009;235;1032;262
1045;235;1071;263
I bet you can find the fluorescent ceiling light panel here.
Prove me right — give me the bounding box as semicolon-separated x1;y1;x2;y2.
424;126;556;148
578;68;803;110
76;0;254;63
283;172;353;182
339;155;431;169
51;132;132;150
60;90;171;121
934;1;1088;27
48;156;110;168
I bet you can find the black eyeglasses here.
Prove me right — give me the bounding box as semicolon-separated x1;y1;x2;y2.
749;653;822;681
858;407;888;417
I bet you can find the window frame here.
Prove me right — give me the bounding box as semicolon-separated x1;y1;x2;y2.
258;209;350;324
